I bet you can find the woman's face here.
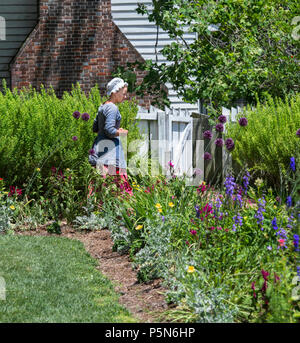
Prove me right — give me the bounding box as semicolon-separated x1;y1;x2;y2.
113;86;128;103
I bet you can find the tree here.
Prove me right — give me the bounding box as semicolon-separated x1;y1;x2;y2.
121;0;300;112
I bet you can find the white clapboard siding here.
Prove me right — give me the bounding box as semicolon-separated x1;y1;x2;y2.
0;0;38;89
111;0;199;113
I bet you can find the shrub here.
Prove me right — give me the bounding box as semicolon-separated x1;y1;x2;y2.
226;94;300;189
0;81;140;191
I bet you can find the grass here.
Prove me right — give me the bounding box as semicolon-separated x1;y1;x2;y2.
0;235;136;323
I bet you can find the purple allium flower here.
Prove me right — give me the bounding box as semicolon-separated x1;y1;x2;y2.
238;117;248;127
218;115;227;123
225;138;235;151
204;152;212;160
203;130;212;139
215;123;224;132
215;138;224;147
72;111;81;119
290;157;296;172
81;112;90;121
72;136;78;141
296;128;300;137
89;148;95;155
286;195;292;208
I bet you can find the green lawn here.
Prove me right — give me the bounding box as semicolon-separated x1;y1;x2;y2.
0;235;136;323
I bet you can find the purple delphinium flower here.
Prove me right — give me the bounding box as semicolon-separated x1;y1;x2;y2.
72;136;78;141
215;123;224;132
293;234;299;251
224;175;235;198
234;193;243;207
272;217;279;231
238;117;248;127
218;115;227;124
225;138;235;151
296;128;300;137
254;197;266;230
232;213;243;231
242;170;250;195
215;138;224;147
72;111;81;119
203;130;212;139
290;157;296;172
286;196;292;208
204;152;212;160
89;148;95;155
81;112;90;121
297;266;300;277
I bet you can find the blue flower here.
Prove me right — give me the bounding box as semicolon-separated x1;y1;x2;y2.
286;196;292;208
290;157;296;172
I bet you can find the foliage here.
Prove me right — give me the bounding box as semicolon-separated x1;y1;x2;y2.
121;0;300;110
226;94;300;190
0;81;140;190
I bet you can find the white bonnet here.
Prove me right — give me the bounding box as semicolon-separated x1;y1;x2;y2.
106;77;128;97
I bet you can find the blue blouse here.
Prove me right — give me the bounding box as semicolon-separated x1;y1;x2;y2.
88;103;127;169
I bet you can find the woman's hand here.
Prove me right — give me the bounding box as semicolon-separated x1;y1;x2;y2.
116;128;128;136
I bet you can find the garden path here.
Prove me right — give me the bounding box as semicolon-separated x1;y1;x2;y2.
15;223;170;323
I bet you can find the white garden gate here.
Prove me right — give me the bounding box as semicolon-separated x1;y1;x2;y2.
134;105;245;180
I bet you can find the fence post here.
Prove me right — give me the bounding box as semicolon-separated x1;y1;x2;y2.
157;111;166;174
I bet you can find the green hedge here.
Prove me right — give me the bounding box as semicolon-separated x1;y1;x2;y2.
0;81;140;188
226;94;300;188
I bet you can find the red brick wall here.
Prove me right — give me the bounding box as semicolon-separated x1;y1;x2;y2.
10;0;153;108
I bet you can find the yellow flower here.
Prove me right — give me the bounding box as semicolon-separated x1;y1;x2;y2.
36;168;40;172
274;205;277;209
155;203;162;209
10;205;15;210
187;266;195;273
244;216;248;220
4;192;8;195
135;225;143;230
158;208;163;213
168;202;175;208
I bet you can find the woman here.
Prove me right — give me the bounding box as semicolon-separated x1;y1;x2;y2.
89;78;132;193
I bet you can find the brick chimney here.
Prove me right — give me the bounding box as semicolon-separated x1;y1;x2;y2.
10;0;152;107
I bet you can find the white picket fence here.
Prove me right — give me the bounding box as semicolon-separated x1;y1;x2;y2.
135;105;245;177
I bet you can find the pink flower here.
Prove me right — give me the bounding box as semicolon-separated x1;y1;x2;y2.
190;229;197;235
278;238;285;247
168;160;174;168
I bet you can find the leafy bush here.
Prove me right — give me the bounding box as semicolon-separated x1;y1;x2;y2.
0;81;140;190
226;94;300;189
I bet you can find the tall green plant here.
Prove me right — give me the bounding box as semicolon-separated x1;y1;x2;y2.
226;94;300;189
